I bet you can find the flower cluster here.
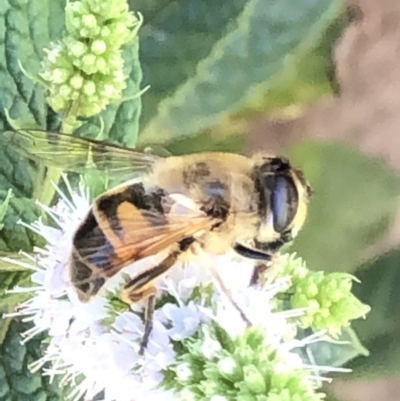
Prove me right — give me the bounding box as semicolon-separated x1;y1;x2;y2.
2;177;369;401
39;0;141;128
163;308;325;401
275;254;371;336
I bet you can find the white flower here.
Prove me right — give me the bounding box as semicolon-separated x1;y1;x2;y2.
3;177;178;401
158;302;205;341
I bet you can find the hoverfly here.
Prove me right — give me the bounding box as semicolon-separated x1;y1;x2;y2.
5;129;312;353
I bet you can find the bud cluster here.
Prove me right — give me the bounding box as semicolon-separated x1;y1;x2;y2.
277;254;371;336
40;0;141;127
166;325;324;401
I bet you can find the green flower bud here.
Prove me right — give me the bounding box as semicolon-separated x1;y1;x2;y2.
91;39;107;55
180;388;198;401
51;68;69;84
69;40;87;58
201;337;222;360
59;85;72;97
217;357;240;380
100;26;111;38
70;75;84;90
50;96;66;111
95;57;107;72
175;362;192;381
302;282;319;298
82;14;97;30
100;83;114;98
201;380;220;396
81;54;97;72
243;365;266;394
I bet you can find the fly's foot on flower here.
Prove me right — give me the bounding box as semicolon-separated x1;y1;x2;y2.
121;282;158;356
249;261;273;286
140;294;156;355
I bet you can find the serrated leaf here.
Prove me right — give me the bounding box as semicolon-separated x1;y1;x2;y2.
288;141;400;274
138;0;342;145
133;0;247;127
0;320;69;401
295;328;369;369
344;250;400;378
0;0;67;252
0;194;42;253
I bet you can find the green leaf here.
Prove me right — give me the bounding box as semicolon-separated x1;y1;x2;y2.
80;169;109;199
134;0;247;127
253;10;348;118
138;0;342;145
288;141;400;274
0;0;66;252
295;328;369;369
0;272;23;345
0;0;64;130
0;319;69;401
0;193;42;253
344;250;400;378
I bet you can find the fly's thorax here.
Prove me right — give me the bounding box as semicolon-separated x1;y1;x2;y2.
148;153;253;196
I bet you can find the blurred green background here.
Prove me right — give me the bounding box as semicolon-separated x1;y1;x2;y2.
1;0;400;400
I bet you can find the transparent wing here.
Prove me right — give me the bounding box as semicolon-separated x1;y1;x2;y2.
4;129;161;182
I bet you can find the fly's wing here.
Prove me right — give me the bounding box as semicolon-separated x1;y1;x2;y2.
4;129;160;184
70;194;220;300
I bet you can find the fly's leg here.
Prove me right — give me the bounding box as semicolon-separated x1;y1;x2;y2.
243;235;291;286
191;242;251;327
249;262;273;286
141;294;156;355
121;285;157;355
121;238;195;355
121;251;180;355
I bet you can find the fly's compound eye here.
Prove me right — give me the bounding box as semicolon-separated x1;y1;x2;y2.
271;175;298;233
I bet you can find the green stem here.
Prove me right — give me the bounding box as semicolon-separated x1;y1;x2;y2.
37;167;64;205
